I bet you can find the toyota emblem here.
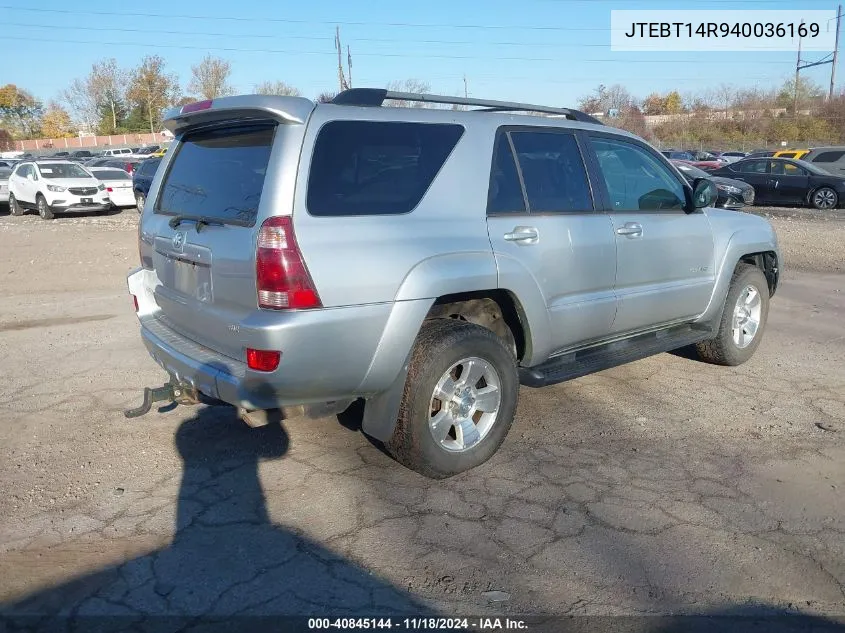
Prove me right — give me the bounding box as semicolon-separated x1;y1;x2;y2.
172;231;185;251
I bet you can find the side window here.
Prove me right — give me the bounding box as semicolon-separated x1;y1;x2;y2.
591;137;685;211
811;151;845;163
508;131;593;212
307;121;464;216
738;160;768;174
487;135;526;214
778;152;797;159
772;162;806;176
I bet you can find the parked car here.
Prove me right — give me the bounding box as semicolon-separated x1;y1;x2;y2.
660;150;694;160
89;167;135;208
150;146;168;158
7;160;110;219
799;146;845;177
70;150;95;159
745;150;775;159
85;157;139;174
0;166;11;205
719;151;747;163
131;156;161;213
671;160;754;208
124;91;780;478
711;157;845;210
135;145;161;157
101;147;134;157
773;148;811;160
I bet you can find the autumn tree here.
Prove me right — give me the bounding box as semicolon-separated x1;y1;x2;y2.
385;79;432;107
127;55;181;133
578;84;633;115
41;102;74;138
0;84;43;138
641;93;666;115
255;81;301;97
663;91;683;114
188;55;234;100
315;91;337;103
61;59;128;134
0;129;13;151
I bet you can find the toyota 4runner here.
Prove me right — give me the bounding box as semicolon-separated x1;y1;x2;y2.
126;89;780;478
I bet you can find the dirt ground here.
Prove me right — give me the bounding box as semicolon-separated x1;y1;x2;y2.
0;207;843;626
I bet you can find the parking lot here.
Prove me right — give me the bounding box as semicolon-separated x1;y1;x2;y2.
0;208;843;621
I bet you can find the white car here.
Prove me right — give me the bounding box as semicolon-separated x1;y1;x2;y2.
0;166;11;204
100;147;135;158
89;167;135;208
7;161;110;219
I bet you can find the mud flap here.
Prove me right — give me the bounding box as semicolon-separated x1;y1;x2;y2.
360;354;410;442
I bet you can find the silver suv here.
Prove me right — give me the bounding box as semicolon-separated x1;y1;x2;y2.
126;89;780;478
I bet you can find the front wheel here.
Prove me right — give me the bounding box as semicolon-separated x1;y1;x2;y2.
8;193;23;216
695;263;770;366
37;195;54;220
385;319;519;479
811;187;838;210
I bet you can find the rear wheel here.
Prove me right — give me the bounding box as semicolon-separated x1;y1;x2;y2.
136;192;145;213
811;187;838;210
36;194;54;220
8;193;23;216
695;263;769;366
385;319;519;479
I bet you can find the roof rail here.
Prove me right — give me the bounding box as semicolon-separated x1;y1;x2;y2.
331;88;604;125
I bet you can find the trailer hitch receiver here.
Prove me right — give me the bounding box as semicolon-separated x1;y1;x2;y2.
124;381;199;418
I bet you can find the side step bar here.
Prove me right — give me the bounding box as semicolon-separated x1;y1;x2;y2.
519;325;711;388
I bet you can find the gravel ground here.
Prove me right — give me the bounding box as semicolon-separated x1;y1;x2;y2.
0;206;843;628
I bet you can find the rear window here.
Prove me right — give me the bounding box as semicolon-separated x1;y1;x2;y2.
94;169;130;181
778;152;797;159
306;121;464;216
811;151;845;163
156;124;275;225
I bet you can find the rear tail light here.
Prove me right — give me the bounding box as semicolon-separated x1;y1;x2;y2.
182;99;213;114
256;216;321;310
131;294;139;312
246;348;280;372
107;187;114;193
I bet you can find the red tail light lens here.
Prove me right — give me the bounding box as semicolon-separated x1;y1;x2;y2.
182;99;213;114
131;294;139;312
107;187;114;192
256;216;321;310
246;348;280;372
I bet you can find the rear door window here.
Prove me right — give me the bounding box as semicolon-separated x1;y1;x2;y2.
811;151;845;163
736;160;768;174
156;123;275;225
508;130;593;212
306;121;464;216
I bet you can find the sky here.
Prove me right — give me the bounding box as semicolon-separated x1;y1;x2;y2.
1;0;842;108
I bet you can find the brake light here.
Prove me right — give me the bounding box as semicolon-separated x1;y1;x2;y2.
131;294;139;312
182;99;213;114
107;187;114;193
256;216;321;310
246;348;280;372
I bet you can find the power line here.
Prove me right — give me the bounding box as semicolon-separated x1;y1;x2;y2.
0;34;798;64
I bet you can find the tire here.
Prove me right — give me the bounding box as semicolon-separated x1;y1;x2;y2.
136;192;145;214
695;263;770;366
36;195;54;220
385;319;519;479
8;193;23;216
810;187;838;210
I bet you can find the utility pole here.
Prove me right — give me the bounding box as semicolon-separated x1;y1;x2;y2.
794;24;803;114
463;74;468;98
830;4;842;100
335;26;349;92
347;45;353;89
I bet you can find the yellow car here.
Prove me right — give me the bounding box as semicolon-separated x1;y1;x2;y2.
151;146;168;158
773;148;811;160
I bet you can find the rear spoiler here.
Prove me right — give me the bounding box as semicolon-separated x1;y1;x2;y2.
163;95;316;135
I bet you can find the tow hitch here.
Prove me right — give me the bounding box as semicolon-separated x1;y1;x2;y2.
124;381;200;418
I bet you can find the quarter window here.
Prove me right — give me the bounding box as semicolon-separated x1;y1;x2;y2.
591;137;685;211
487;135;526;214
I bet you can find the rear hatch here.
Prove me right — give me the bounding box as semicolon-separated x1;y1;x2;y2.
138;97;313;360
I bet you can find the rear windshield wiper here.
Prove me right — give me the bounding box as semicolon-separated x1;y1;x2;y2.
168;215;223;232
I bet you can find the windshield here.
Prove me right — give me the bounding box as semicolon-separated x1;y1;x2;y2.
672;161;709;179
37;163;91;179
0;168;11;180
93;169;131;181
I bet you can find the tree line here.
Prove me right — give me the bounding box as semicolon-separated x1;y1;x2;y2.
579;79;845;149
0;54;307;142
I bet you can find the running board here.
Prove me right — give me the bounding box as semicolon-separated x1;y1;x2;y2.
519;325;711;388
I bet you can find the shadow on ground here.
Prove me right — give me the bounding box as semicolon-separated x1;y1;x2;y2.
0;404;431;630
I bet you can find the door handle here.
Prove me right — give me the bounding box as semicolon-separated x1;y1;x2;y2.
504;226;539;244
615;222;643;238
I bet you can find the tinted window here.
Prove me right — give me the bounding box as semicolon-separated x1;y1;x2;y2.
15;165;30;178
0;168;11;179
140;159;160;176
488;135;526;214
812;151;845;163
736;160;768;174
592;137;685;211
509;131;592;212
778;152;797;159
156;124;274;225
307;121;463;216
94;169;131;181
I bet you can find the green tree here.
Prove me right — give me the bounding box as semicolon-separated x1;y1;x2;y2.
664;91;683;114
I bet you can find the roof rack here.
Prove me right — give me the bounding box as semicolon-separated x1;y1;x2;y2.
331;88;604;125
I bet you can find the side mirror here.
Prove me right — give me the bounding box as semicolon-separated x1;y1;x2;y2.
691;177;717;209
